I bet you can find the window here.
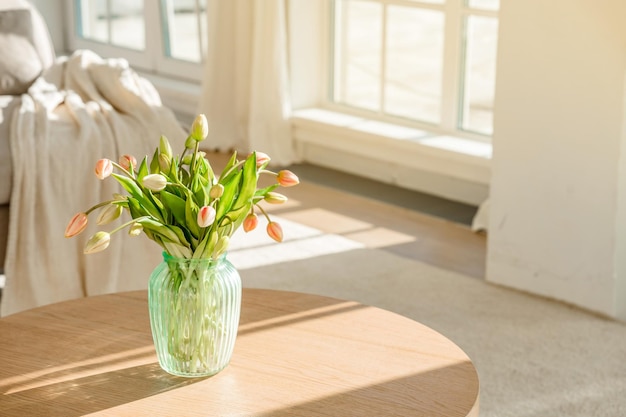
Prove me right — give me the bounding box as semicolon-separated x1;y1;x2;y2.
330;0;499;137
70;0;207;81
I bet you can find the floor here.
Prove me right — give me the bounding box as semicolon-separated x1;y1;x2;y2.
266;161;487;279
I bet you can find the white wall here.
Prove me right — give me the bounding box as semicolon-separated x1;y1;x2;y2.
487;0;626;318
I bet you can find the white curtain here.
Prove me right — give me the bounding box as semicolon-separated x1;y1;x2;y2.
198;0;296;166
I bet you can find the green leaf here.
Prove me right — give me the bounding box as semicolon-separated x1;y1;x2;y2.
218;152;239;184
160;191;186;225
137;157;149;183
149;148;160;174
215;170;241;221
185;191;201;238
233;153;258;209
254;184;279;197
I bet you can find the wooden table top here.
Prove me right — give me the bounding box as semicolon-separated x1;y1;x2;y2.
0;289;479;416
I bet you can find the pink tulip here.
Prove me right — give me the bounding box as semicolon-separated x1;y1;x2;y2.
243;213;258;232
266;222;283;242
95;159;113;180
197;205;216;228
84;231;111;254
277;170;299;187
254;152;271;168
64;212;88;238
119;154;137;171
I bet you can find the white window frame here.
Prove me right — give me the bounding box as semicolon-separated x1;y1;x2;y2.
325;0;499;142
288;0;493;206
64;0;205;82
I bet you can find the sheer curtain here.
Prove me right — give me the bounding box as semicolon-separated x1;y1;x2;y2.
197;0;296;166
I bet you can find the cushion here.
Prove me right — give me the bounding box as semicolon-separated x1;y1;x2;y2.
0;1;55;95
0;9;42;95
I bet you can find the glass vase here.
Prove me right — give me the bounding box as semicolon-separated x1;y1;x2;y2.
148;252;242;377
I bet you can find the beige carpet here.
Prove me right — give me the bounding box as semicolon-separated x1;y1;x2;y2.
228;215;626;417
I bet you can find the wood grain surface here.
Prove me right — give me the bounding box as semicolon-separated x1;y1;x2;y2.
0;289;479;416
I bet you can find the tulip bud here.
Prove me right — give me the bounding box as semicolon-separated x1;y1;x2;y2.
96;204;123;225
119;154;137;171
209;184;224;199
95;159;113;180
243;213;258;232
159;135;173;159
128;222;143;237
266;222;283;242
184;135;196;150
254;152;271;168
190;114;209;142
64;212;88;238
277;170;299;187
264;191;288;204
197;205;216;228
142;174;167;191
84;231;111;254
213;235;230;259
158;153;171;172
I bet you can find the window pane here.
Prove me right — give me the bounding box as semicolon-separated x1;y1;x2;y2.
333;0;382;111
460;16;498;135
77;0;108;43
385;6;443;124
162;0;206;63
110;0;145;50
467;0;500;11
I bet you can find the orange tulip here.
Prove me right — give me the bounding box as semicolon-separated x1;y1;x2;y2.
95;159;113;180
277;170;299;187
64;212;88;238
243;213;258;232
266;222;283;242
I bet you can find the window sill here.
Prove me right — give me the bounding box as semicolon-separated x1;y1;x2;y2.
291;108;492;206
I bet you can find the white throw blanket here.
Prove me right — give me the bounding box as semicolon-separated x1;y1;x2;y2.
2;50;186;316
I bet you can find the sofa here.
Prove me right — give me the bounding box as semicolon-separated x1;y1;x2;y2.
0;0;56;272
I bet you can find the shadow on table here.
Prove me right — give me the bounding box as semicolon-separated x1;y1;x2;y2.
1;362;203;416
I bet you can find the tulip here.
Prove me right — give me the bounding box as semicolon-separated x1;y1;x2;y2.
254;152;271;168
213;235;230;258
95;159;113;180
84;231;111;254
64;212;88;238
264;191;288;204
158;153;171;172
197;205;216;228
209;184;224;199
142;174;167;191
159;135;173;159
243;213;258;232
277;170;299;187
96;204;123;225
119;154;137;171
266;222;283;242
190;114;209;142
128;222;143;237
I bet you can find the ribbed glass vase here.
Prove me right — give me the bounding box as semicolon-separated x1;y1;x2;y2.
148;252;242;377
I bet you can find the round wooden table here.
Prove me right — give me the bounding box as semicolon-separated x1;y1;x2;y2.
0;289;479;416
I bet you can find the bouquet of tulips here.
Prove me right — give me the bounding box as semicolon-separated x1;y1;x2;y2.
64;114;299;259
